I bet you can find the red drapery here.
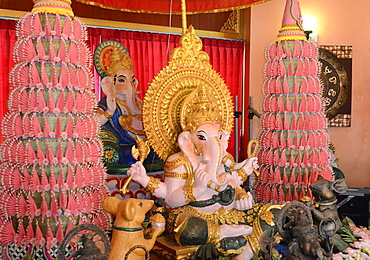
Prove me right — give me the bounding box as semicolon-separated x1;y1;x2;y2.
75;0;270;14
0;19;245;157
0;20;16;143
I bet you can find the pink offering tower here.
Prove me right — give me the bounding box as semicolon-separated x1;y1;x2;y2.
255;0;333;204
0;0;110;258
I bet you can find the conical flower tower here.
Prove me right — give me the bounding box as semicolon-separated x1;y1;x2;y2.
254;0;333;204
0;0;111;258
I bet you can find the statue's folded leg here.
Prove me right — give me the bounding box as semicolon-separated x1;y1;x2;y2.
173;215;251;257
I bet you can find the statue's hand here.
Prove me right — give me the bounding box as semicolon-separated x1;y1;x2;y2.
127;162;150;187
241;157;259;176
193;163;211;196
234;191;253;210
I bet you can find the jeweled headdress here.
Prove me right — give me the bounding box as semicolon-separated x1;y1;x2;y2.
180;85;223;133
94;40;134;78
143;26;234;161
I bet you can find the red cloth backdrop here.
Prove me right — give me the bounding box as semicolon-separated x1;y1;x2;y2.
75;0;270;14
0;19;16;143
0;19;245;158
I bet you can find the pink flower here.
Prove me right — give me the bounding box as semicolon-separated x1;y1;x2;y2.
64;209;71;217
344;247;358;255
61;132;68;139
53;184;60;192
51;238;58;246
332;254;343;260
35;209;41;216
62;183;69;191
44;184;51;191
61;157;69;164
30;238;37;245
52;108;61;114
52;157;59;165
40;238;46;246
42;158;49;165
36;185;43;192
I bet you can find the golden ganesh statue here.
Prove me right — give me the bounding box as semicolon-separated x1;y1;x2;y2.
127;26;282;259
94;41;162;173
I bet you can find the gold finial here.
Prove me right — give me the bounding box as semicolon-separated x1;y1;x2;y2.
181;0;187;34
247;140;260;176
120;136;150;194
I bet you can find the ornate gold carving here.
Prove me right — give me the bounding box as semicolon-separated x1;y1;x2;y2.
236;168;248;182
259;210;275;226
220;10;239;33
207;222;221;244
145;176;161;194
182;185;196;203
164;153;189;171
103;110;113;119
235;187;250;200
171;206;246;227
142;26;234;161
116;99;145;136
94;40;134;78
164;172;189;179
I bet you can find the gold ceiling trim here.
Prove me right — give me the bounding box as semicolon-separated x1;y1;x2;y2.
74;0;272;15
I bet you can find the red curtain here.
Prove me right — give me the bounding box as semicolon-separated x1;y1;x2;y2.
0;20;16;143
75;0;270;14
0;19;245;158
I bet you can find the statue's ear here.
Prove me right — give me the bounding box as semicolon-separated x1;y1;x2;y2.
178;131;193;154
121;199;136;221
178;131;198;169
332;179;348;194
221;131;230;141
103;196;121;215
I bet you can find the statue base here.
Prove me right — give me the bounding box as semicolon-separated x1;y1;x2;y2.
150;236;233;260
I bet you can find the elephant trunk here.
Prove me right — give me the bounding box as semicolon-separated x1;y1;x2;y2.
202;136;231;190
124;81;142;114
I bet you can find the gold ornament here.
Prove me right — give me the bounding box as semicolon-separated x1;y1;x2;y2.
143;26;234;161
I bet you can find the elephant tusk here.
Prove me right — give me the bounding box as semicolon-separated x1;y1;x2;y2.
207;180;227;192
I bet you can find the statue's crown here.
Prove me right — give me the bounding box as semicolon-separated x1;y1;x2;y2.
181;86;223;133
106;46;134;77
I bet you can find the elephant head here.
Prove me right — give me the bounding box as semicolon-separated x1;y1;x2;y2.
178;123;233;187
113;68;142;113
